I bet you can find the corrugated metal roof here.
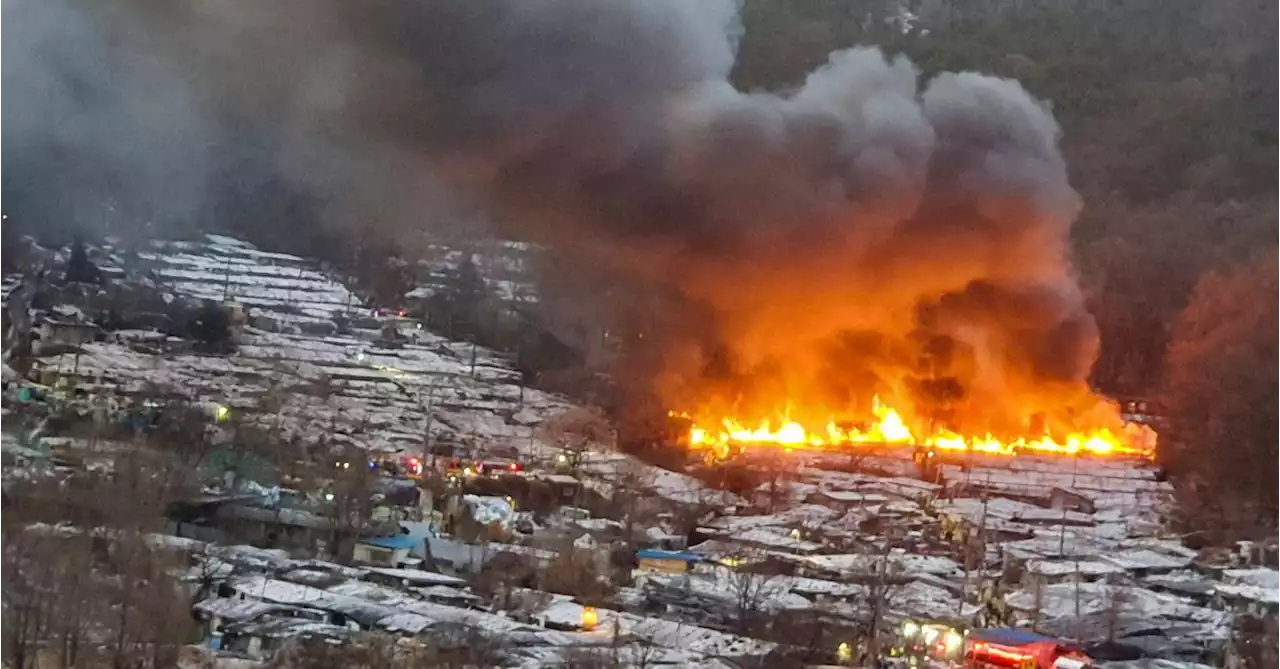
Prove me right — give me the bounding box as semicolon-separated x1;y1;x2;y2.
968;627;1063;646
636;548;705;562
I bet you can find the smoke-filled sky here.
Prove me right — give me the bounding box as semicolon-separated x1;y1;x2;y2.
4;0;1105;431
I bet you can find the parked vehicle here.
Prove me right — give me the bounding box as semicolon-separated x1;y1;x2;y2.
963;629;1093;669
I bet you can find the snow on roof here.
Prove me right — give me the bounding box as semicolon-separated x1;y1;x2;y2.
1214;583;1279;605
1141;571;1216;595
222;617;353;640
622;611;777;657
800;470;940;499
210;544;296;570
1222;568;1280;590
751;479;818;503
723;526;822;553
329;580;577;641
943;462;1169;499
796;552;961;577
194;597;307;622
644;570;810;613
1025;558;1126;577
221;503;336;530
1122;538;1198;560
234;575;545;640
705;513;792;532
686;539;751;558
581;455;743;507
534;473;580;485
1101;549;1193;572
782;574;866;598
1028;523;1131;545
364;566;467;587
413;585;481;602
144;533;208;552
817;489;891;504
372;612;435;634
1005;582;1229;627
884;580;965;622
937;497;1093;525
537;599;776;658
1004;534;1119;560
230;576;349;613
539;598;592;628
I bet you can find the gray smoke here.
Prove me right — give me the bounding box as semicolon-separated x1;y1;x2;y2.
3;0;213;237
4;0;1105;431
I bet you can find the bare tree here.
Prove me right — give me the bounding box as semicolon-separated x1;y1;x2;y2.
620;635;666;669
293;443;391;561
724;556;782;636
860;533;905;665
562;646;620;669
760;449;797;514
2;515;195;668
1232;613;1280;669
1103;585;1136;642
539;407;615;474
269;632;437;669
475;551;540;612
102;533;197;669
2;514;67;669
537;538;615;603
609;457;659;548
429;622;506;669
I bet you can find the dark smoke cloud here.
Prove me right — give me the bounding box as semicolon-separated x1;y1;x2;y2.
5;0;1104;431
3;0;213;239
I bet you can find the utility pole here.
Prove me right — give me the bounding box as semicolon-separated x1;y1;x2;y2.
420;379;438;471
962;476;991;613
222;255;232;300
1058;454;1080;556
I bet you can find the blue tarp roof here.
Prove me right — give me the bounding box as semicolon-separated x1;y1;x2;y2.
969;628;1062;646
357;534;420;550
636;549;705;562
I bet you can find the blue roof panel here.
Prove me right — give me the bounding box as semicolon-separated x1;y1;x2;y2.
969;628;1061;646
358;534;421;550
636;549;704;562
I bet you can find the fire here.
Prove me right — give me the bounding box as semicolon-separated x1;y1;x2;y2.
673;395;1156;459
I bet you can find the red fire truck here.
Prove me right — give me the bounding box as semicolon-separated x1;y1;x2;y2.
964;629;1093;669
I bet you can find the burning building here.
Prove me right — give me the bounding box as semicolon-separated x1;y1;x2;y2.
10;0;1155;457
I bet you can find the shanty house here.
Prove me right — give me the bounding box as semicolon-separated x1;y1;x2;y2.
636;548;706;575
215;618;353;660
352;534;421;568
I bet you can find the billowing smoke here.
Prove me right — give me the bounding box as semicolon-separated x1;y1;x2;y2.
2;0;213;238
5;0;1106;433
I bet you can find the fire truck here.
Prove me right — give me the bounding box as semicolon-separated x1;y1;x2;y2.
963;629;1093;669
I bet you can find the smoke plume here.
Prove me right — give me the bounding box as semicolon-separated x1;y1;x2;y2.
5;0;1107;433
3;0;213;238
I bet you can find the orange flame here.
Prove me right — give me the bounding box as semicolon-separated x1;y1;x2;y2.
673;395;1156;458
